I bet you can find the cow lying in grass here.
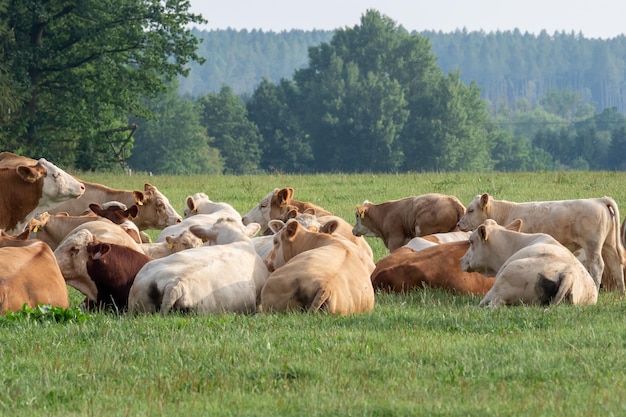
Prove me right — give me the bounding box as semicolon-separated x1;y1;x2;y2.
261;221;375;315
460;219;598;308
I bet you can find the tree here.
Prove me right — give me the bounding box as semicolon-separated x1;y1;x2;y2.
197;86;262;174
2;0;205;166
127;84;223;175
246;78;314;173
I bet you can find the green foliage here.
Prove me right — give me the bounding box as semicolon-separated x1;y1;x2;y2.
128;83;223;175
1;304;91;324
197;86;262;174
246;78;314;173
1;0;205;167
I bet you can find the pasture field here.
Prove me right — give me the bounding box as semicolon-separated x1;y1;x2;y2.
2;171;626;416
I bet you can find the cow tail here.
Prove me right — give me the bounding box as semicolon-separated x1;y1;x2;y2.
548;272;574;306
160;281;184;316
606;198;625;267
309;287;332;313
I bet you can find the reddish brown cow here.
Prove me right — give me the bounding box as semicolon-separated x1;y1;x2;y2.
84;239;152;311
352;193;466;252
0;231;69;313
371;240;493;295
0;157;85;234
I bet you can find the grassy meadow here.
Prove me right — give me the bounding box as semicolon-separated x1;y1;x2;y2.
2;171;626;416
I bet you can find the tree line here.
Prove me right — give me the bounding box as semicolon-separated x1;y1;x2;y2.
2;4;626;174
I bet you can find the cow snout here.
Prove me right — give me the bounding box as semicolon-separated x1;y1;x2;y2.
264;259;275;273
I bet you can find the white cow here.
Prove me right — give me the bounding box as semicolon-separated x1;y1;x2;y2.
183;192;242;220
402;231;471;252
128;218;269;315
156;208;241;242
460;219;598;308
457;193;625;292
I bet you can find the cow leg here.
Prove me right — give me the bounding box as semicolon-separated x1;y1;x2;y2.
585;251;604;291
601;245;626;294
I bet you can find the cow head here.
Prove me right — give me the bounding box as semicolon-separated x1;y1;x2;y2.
189;217;260;246
164;229;204;253
37;158;85;204
457;193;492;231
131;183;182;230
352;201;372;237
242;187;295;231
54;229;99;301
460;219;522;275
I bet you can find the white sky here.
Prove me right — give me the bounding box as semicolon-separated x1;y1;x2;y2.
188;0;626;39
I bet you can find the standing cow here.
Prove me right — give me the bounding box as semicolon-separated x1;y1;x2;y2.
352;193;466;252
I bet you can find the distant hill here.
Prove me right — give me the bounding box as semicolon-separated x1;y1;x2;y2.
181;27;626;113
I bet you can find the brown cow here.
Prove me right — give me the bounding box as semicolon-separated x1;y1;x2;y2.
242;187;332;233
0;156;85;234
371;240;493;295
0;232;69;313
352;193;466;252
261;221;375;315
84;239;153;311
49;182;182;231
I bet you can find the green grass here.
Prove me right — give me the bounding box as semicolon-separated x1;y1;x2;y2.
2;171;626;416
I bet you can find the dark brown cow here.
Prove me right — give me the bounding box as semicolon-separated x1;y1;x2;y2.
0;231;69;313
84;239;152;311
371;241;493;295
0;157;85;234
352;193;466;252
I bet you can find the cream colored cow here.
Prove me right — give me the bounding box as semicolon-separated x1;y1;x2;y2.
461;219;598;308
458;193;625;292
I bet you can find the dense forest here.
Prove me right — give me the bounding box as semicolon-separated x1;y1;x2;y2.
2;5;626;174
180;27;626;114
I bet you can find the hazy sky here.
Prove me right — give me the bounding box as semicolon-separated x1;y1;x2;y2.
188;0;626;39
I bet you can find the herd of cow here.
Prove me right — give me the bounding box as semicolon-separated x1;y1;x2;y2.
1;151;625;315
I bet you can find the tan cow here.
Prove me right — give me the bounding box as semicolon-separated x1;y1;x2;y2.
261;221;375;315
371;240;493;295
242;187;332;233
0;231;69;313
352;193;466;252
0;156;85;234
49;182;182;231
460;219;598;308
457;193;625;292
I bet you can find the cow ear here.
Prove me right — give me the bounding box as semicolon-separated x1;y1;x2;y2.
245;222;261;237
480;193;490;210
477;225;489;242
320;220;339;235
285;220;299;238
133;191;146;205
89;242;110;260
284;207;299;219
189;225;214;243
126;205;139;218
356;206;367;219
277;188;293;206
507;219;523;232
302;207;316;216
16;229;30;240
16;165;44;183
186;196;196;211
89;203;103;215
268;220;285;234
